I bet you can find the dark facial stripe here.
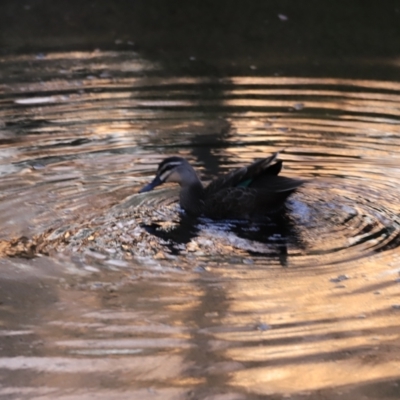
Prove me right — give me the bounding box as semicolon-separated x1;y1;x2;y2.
159;161;182;175
158;157;183;172
157;157;184;182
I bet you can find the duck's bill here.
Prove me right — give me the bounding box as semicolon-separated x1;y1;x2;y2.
139;176;163;193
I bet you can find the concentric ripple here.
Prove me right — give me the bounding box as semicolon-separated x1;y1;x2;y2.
1;51;400;269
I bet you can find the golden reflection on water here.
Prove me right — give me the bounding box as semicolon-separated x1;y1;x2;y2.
222;257;400;394
1;251;399;397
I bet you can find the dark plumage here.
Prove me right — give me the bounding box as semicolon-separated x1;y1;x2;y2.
139;152;304;219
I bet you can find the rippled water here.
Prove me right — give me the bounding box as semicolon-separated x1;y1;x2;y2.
1;51;400;399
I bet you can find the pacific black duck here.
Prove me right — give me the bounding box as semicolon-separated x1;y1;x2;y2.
139;152;304;219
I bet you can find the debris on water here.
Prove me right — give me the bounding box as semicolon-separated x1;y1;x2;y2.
0;189;304;262
99;71;111;78
330;274;349;283
193;265;207;273
256;323;271;331
292;103;304;110
0;236;44;259
31;163;46;170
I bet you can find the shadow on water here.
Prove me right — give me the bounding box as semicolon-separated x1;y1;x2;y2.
142;214;201;253
142;209;304;267
2;1;400;80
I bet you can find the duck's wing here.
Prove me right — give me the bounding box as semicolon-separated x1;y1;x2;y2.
204;177;303;219
203;187;259;219
205;152;280;196
248;175;304;191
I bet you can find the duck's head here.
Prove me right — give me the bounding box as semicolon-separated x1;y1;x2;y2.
139;157;200;193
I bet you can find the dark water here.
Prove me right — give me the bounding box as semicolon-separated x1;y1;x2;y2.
1;50;400;399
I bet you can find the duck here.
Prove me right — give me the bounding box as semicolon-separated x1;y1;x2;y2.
139;152;304;220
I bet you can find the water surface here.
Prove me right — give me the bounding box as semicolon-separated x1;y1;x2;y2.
0;51;400;399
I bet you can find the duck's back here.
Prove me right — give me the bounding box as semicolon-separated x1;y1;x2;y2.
202;154;303;219
205;153;280;195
